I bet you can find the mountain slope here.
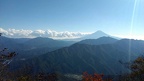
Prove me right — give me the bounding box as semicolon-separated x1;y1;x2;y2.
21;43;128;75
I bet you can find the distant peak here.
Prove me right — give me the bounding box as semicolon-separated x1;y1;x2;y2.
92;30;108;35
95;30;105;33
97;30;103;32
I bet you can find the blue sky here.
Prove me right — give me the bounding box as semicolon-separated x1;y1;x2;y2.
0;0;144;39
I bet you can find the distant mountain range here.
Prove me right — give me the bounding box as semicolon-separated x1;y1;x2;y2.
24;37;75;49
1;31;144;76
0;30;113;54
0;36;75;50
0;36;75;60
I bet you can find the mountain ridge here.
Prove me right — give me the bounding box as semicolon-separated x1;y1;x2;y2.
77;36;118;45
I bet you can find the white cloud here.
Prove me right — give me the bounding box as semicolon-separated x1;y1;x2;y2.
0;28;9;35
0;28;91;39
7;29;33;38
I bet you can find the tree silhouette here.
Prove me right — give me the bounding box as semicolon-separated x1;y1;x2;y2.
119;56;144;81
0;34;17;80
130;56;144;81
0;33;2;36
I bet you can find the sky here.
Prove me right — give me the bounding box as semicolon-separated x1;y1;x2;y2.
0;0;144;39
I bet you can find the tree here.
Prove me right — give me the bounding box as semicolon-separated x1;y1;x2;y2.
0;33;2;36
130;56;144;81
119;56;144;81
0;34;17;80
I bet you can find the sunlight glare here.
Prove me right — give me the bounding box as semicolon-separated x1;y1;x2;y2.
128;0;138;64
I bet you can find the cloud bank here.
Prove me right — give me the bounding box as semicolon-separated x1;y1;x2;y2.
0;28;90;39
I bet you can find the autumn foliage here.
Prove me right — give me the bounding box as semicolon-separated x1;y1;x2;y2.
82;72;112;81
